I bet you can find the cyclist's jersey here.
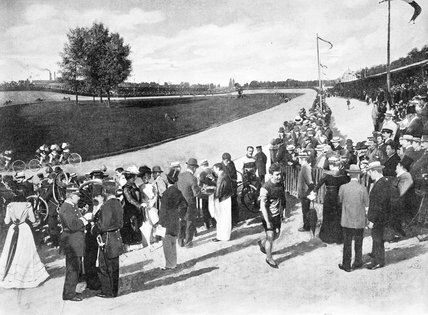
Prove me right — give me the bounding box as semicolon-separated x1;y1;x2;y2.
242;155;257;174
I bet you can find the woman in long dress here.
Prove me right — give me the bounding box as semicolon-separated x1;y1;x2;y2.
313;157;349;244
0;195;49;288
211;163;233;242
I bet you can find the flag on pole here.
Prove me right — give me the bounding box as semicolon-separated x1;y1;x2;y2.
379;0;422;23
317;36;333;49
403;0;422;23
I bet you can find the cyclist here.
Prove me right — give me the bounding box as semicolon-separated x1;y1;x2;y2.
242;146;258;185
36;144;50;164
0;150;13;169
48;144;61;165
59;142;71;164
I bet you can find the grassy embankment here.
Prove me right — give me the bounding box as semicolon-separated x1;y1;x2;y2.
0;93;301;161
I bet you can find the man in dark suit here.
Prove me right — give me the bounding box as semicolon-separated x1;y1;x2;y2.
59;186;92;301
383;141;401;177
366;161;392;270
254;146;267;183
177;158;201;247
296;151;314;232
92;181;123;298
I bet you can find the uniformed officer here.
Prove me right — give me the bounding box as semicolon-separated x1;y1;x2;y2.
59;186;92;302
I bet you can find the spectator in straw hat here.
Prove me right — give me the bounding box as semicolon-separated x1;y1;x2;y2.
159;168;188;270
152;165;168;209
177;158;201;247
381;109;398;139
366;161;392;270
338;165;369;272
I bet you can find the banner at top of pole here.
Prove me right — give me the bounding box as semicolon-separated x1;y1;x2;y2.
379;0;422;23
317;36;333;49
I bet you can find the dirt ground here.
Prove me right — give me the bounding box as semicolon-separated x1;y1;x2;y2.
1;91;427;315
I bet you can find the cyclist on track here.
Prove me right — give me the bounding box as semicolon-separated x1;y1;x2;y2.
59;142;71;164
48;144;61;165
0;150;13;169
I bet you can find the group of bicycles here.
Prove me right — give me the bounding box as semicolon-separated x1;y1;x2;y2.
0;146;82;173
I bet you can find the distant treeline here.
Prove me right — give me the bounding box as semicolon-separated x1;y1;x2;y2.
356;45;428;79
243;78;336;89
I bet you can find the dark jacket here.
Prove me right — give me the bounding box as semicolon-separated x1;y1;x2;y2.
254;151;267;176
59;201;86;257
215;172;233;202
224;161;238;195
383;153;400;177
367;177;392;225
177;171;201;207
159;185;188;236
93;198;124;258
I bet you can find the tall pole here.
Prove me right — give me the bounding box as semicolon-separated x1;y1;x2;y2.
316;34;323;110
386;0;392;109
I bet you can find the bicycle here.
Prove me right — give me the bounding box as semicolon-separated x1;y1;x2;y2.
27;152;83;171
0;158;27;172
26;193;49;228
237;170;261;213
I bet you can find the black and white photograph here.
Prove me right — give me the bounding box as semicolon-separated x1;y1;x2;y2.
0;0;427;314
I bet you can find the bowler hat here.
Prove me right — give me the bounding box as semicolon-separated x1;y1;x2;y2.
186;158;199;167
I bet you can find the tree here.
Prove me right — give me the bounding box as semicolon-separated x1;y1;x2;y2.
59;27;87;104
59;23;132;107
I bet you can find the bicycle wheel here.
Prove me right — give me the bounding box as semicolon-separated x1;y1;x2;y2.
28;159;42;171
26;195;48;228
241;184;260;213
0;160;6;172
12;160;26;172
68;153;82;165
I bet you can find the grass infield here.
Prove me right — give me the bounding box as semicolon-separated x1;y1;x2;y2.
0;93;301;161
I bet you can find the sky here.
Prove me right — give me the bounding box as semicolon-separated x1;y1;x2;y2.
0;0;427;85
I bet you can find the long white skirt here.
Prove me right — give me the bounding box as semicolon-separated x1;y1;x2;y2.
209;196;231;241
0;223;49;289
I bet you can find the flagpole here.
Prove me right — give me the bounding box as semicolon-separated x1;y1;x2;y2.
316;33;323;110
386;0;392;109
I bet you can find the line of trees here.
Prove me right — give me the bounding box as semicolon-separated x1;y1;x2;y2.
356;45;428;79
59;23;132;106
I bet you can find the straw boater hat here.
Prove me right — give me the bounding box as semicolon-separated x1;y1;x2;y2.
170;161;181;168
385;109;394;116
328;155;340;164
331;136;341;143
366;161;385;171
346;164;361;174
125;165;140;175
297;151;310;158
66;185;80;196
403;134;413;141
286;144;295;151
412;137;421;143
200;159;209;166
